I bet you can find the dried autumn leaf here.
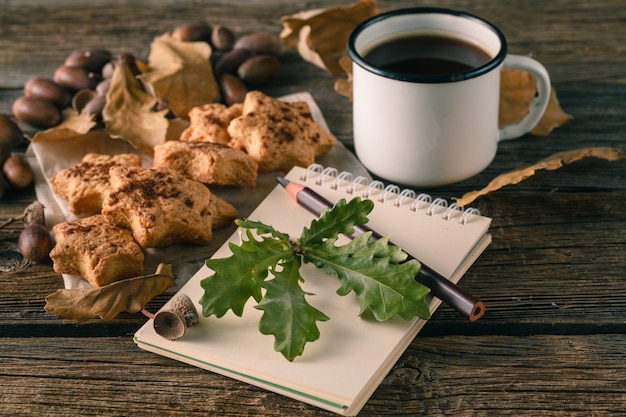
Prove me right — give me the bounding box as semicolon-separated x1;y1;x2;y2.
103;62;169;155
530;88;573;136
498;68;537;127
140;33;220;119
30;108;96;143
455;147;626;206
499;68;573;136
334;53;354;99
45;263;175;323
280;0;379;76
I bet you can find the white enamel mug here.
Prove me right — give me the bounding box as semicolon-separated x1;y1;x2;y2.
348;7;551;187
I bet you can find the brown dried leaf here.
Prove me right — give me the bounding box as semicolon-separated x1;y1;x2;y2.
30;108;97;143
530;88;574;136
499;68;573;135
103;62;169;155
334;53;354;99
498;68;536;127
44;264;175;323
280;0;379;76
140;33;220;119
455;147;626;206
31;128;112;147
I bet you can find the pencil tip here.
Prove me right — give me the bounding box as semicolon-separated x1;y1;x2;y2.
276;177;289;187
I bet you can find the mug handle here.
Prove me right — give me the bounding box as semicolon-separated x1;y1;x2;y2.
498;54;551;141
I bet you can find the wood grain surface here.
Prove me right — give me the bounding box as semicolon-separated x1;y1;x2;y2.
1;0;625;416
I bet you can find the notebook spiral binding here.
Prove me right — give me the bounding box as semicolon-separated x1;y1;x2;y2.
300;163;481;225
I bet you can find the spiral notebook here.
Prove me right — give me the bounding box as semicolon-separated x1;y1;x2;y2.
134;164;492;416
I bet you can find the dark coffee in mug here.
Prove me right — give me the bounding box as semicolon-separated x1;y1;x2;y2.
363;34;492;76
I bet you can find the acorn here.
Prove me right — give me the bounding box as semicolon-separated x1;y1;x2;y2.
24;77;72;108
18;223;53;263
12;96;61;129
2;154;33;189
0;115;23;148
172;22;213;43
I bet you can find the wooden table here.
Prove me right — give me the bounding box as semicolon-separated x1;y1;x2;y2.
1;0;625;415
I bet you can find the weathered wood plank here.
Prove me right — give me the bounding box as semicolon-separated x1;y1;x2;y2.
1;335;625;416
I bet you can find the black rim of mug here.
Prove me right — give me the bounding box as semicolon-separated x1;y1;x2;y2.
347;7;508;83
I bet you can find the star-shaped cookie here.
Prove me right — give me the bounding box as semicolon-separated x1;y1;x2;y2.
102;166;237;248
227;91;336;172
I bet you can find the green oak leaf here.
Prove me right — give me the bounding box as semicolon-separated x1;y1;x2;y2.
304;233;430;321
236;218;290;241
299;197;373;245
200;228;292;318
199;196;431;361
255;257;330;361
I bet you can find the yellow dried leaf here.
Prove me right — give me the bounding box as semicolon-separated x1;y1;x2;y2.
334;53;354;99
280;0;379;76
530;88;574;136
30;108;96;143
498;68;537;127
140;33;220;119
44;264;175;323
103;62;169;155
455;147;626;206
499;67;573;136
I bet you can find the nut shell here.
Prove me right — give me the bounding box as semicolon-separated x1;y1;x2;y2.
153;293;199;340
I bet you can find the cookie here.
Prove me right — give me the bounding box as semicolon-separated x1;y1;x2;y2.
102;166;238;248
50;214;144;287
49;153;142;215
227;91;336;172
153;140;258;187
180;103;243;145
